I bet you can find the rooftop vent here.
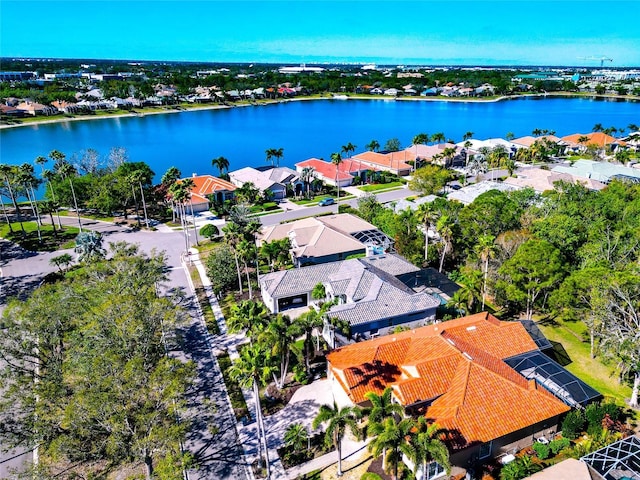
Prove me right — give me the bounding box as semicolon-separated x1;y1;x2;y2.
466;325;477;331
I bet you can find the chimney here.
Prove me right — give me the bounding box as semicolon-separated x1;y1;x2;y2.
192;173;197;177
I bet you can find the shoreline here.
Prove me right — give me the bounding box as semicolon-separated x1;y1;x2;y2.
1;92;637;130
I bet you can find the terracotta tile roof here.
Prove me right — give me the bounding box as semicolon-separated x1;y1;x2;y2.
561;132;626;148
296;158;354;182
352;151;414;171
179;175;236;204
328;312;570;447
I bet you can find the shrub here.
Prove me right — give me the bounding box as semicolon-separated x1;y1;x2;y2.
562;410;585;440
361;474;383;480
532;441;550;460
200;223;219;239
549;436;571;454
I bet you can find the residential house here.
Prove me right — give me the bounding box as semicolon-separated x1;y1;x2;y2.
456;138;522;158
503;167;606;192
295;158;377;187
405;143;467;168
51;100;80;114
351;151;413;176
0;104;24;117
447;181;519;205
552;160;640;184
177;174;236;213
15;101;57;116
327;312;600;474
259;253;440;339
257;213;393;267
229;167;287;200
511;135;560;148
560;132;626;154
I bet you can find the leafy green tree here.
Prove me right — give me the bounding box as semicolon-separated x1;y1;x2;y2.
497;239;565;319
0;246;194;479
205;244;239;296
500;455;542;480
409;164;451;195
312;402;362;477
384;138;401;152
200;223;219;239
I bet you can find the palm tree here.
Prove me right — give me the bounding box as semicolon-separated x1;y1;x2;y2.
229;343;275;478
17;163;42;242
49;253;73;273
131;170;150;228
58;162;83;232
273;148;284;167
628;123;639;133
341;142;357;159
363;387;403;428
462;131;474;141
416;202;439;265
475;234;497;310
299;167;316;199
211;156;230;177
297;308;325;373
39;200;59;236
436;214;454;273
366;139;380;152
179;177;199;246
265;148;276;166
74;231;106;263
283;423;309;454
261;313;301;389
430;132;445;144
312;402;362;477
592;123;604;132
531;128;543;137
168;181;190;253
227;299;270;337
48;149;67;172
368;416;415;480
331;152;342;213
222;221;246;294
38;163;63;229
0;164;25;235
408;418;450;480
162;167;182;222
238;239;256;298
412;133;429;147
505;132;515;141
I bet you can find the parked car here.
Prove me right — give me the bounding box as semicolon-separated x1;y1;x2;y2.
318;197;335;206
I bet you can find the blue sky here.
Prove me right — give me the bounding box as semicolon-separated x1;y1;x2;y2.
2;1;639;66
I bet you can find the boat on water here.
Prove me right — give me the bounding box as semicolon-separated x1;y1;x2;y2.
332;94;349;100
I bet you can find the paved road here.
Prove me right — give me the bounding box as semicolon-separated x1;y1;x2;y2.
0;218;248;480
260;187;417;226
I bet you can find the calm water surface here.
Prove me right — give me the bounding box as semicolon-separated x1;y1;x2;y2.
1;97;638;181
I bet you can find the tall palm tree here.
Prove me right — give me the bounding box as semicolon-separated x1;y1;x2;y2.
0;164;24;235
211;156;230;177
17;163;42;242
368;416;415;480
299;167;316;199
238;238;256;299
273;148;284;167
223;221;248;293
180;177;199;246
436;214;454;273
131;170;150;228
229;343;275;479
312;402;362;477
430;132;446;145
416;202;439;264
58;162;83;232
366;139;380;152
48;149;67;172
260;314;301;389
363;387;403;427
408;417;450;480
531;128;542;137
341;142;357;159
227;299;270;337
331;152;342;213
297;308;324;373
265;148;276;166
168;181;190;253
592;123;604;132
38;159;63;229
475;234;497;310
412;133;429;147
462;131;474;141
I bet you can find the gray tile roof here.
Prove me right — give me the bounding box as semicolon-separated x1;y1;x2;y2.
261;262;343;298
359;254;420;276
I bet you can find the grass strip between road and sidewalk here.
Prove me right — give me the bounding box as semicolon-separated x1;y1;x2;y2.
188;264;220;335
217;352;250;422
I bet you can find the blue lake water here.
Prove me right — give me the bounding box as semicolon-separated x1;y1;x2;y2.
1;97;638;181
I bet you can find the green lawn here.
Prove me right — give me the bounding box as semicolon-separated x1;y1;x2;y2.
189;265;220;335
359;181;404;192
0;221;79;252
536;319;631;405
217;353;250;421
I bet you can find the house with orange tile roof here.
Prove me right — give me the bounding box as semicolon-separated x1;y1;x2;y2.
327;312;600;469
404;143;467;168
560;132;626;154
295;158;377;187
178;174;236;212
351;151;413;176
